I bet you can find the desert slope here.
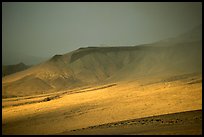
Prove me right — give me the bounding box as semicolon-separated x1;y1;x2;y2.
2;72;202;134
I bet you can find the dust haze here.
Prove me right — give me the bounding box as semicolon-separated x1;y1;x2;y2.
2;2;201;65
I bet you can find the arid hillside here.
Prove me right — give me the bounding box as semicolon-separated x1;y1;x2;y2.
2;25;202;98
2;72;202;134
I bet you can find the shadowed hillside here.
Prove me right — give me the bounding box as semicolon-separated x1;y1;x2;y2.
2;63;30;77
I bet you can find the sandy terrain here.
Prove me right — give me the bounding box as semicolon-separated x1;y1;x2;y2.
2;73;202;135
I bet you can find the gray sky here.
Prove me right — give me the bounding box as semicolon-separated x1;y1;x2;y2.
2;2;202;65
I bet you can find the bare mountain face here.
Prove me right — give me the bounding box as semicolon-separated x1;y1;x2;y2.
2;63;30;77
2;25;202;98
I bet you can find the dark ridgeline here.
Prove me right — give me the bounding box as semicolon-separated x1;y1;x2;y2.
2;62;30;77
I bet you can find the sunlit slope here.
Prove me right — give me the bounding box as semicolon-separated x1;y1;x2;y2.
2;25;202;98
2;73;202;134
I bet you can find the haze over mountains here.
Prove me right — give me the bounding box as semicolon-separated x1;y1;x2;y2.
2;25;202;98
2;51;48;66
2;62;31;77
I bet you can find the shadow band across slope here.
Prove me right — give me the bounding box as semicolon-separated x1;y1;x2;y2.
60;109;202;135
2;83;117;108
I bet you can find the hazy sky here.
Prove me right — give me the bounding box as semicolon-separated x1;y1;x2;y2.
2;2;202;65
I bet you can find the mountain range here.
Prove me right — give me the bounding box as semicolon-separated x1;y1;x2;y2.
2;25;202;98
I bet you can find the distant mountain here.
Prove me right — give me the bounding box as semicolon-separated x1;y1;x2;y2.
2;25;202;98
2;62;31;77
2;53;48;66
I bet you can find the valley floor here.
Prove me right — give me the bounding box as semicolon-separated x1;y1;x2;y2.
2;73;202;135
